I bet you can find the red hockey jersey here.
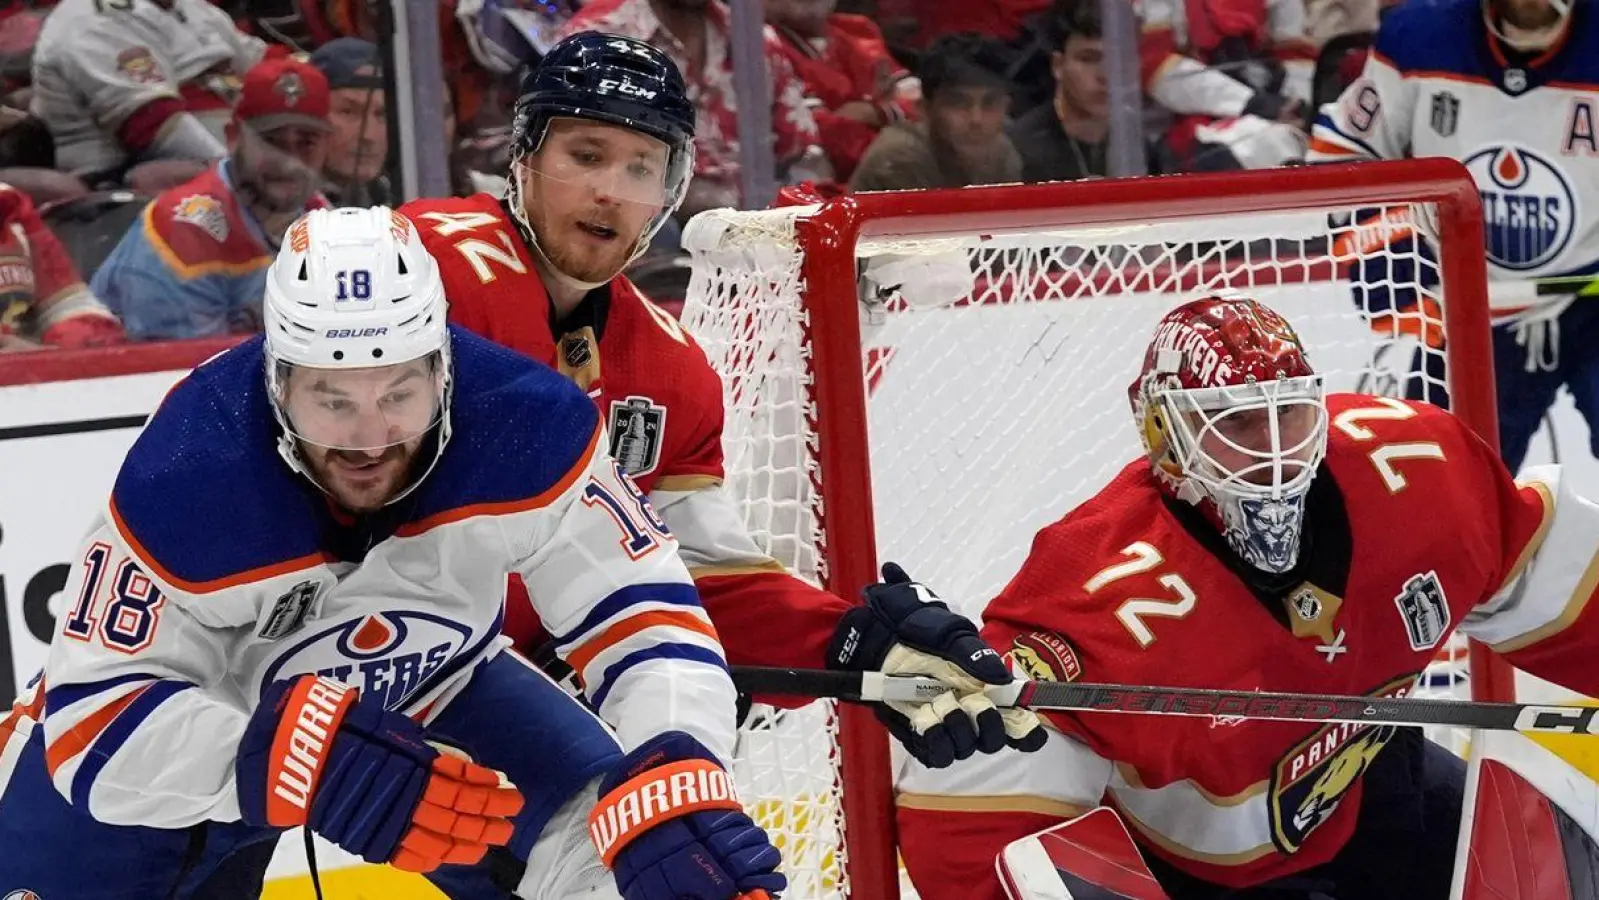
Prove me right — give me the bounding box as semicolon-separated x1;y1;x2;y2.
898;393;1599;895
399;193;850;675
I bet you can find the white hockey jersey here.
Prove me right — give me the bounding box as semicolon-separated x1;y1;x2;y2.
1310;0;1599;287
31;0;264;176
38;326;737;829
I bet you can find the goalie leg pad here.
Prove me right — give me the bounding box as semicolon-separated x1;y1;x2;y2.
998;807;1170;900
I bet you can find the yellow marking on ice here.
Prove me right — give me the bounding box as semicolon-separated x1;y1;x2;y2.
262;866;445;899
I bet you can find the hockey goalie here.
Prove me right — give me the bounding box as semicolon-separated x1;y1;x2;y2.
896;296;1599;900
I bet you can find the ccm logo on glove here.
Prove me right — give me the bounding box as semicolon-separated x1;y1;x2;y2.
269;676;356;823
589;759;743;864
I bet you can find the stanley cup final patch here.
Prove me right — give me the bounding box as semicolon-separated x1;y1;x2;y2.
258;580;321;640
1393;571;1450;651
608;395;666;478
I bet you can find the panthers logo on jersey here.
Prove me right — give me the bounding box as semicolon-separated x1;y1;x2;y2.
1268;675;1413;852
1463;145;1577;272
172;194;230;243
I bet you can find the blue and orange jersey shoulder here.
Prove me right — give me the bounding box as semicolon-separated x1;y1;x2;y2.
109;336;331;594
111;327;602;592
397;326;603;536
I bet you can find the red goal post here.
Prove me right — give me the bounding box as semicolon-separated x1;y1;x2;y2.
681;158;1505;900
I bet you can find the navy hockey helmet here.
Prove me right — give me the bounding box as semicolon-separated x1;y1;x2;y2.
511;32;696;159
505;33;696;277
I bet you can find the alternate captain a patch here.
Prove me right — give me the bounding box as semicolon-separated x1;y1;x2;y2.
1394;571;1450;651
608;395;667;477
1010;631;1082;683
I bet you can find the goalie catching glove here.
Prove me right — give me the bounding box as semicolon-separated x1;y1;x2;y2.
237;675;524;872
829;562;1047;767
590;731;784;900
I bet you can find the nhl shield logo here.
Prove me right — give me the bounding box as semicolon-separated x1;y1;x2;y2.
1290;587;1322;621
258;580;320;640
608;395;666;477
1393;571;1450;651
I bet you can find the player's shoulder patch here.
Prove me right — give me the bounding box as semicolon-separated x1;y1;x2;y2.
405;325;602;521
606;394;668;478
115;45;167;85
111;338;331;592
1009;631;1083;683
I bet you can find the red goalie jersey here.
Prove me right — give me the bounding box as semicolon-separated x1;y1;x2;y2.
898;392;1599;896
399;193;850;673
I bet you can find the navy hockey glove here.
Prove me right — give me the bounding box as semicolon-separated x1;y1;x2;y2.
828;562;1047;767
590;732;784;900
237;675;524;872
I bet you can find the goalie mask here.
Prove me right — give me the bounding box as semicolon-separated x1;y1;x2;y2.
1128;297;1328;574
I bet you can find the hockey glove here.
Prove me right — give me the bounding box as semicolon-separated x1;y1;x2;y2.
828;562;1047;767
590;731;784;900
237;675;524;872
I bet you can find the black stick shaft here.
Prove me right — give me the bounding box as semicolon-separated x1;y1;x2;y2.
730;666;1599;736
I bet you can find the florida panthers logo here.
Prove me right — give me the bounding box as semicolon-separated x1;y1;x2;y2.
1463;145;1577;272
260;611;474;710
1269;676;1412;852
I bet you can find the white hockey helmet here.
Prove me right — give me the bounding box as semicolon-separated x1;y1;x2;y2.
263;206;453;503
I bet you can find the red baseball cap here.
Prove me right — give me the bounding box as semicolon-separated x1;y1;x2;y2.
235;58;332;133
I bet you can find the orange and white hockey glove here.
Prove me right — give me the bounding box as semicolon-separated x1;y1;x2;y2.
237;675;524;872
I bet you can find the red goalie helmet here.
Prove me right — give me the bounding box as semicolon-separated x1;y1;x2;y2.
1128;296;1328;573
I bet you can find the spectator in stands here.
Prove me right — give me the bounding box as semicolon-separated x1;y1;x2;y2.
30;0;267;184
1008;0;1110;182
850;32;1021;191
767;0;921;183
90;57;331;341
874;0;1050;51
1304;0;1380;46
561;0;827;217
308;37;391;206
0;182;125;351
1141;0;1315;170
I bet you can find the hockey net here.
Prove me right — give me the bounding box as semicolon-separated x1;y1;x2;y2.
680;160;1503;900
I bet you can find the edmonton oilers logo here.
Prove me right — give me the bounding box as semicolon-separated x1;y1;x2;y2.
1463;145;1576;272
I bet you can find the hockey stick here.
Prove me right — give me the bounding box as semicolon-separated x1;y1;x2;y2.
1488;274;1599;316
731;666;1599;736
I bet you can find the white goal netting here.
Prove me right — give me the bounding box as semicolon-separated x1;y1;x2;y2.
681;179;1491;899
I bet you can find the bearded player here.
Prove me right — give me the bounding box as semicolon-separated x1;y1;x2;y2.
895;296;1599;900
398;32;1046;782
